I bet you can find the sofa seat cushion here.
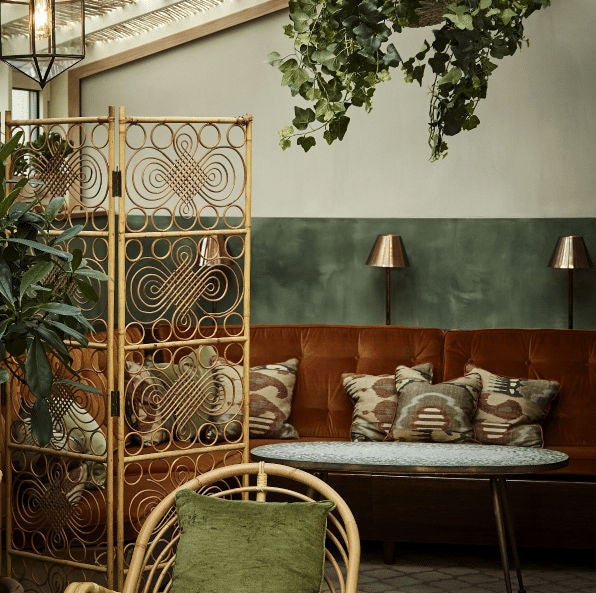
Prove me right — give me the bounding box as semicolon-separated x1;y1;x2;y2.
543;446;596;477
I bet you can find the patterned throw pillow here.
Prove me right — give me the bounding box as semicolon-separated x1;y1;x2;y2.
390;366;481;443
466;365;559;447
343;363;433;441
212;358;300;439
125;345;218;445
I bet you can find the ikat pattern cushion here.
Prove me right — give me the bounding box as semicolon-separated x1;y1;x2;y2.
466;365;559;447
213;358;300;438
391;366;481;443
125;345;218;445
343;363;433;442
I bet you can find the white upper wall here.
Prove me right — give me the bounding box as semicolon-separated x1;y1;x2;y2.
78;0;595;218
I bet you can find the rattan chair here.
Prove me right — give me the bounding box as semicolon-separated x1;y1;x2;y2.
65;462;360;593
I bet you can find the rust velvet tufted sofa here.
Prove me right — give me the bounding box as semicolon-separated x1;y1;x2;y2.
247;324;596;553
5;324;595;566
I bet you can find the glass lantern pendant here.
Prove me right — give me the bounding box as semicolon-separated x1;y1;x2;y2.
0;0;85;88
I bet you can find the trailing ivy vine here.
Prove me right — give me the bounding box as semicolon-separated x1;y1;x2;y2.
269;0;550;159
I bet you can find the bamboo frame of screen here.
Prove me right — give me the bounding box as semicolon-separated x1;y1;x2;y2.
2;107;252;593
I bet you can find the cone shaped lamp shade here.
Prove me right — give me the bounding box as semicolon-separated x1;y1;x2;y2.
366;235;409;325
548;235;593;270
198;235;227;267
548;235;593;329
1;0;85;88
366;234;409;268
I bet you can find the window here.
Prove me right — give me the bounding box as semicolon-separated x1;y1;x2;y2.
11;88;39;121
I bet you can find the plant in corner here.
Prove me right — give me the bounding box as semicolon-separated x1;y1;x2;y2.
0;131;108;446
269;0;550;159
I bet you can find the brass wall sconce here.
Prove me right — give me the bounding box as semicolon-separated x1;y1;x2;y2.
366;234;409;325
548;235;593;329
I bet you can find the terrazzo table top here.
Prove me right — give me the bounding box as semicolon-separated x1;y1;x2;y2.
251;441;569;476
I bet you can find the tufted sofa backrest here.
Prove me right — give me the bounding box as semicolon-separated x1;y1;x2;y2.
250;324;445;440
443;329;596;449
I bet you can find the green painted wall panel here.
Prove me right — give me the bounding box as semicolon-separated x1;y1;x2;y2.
251;218;596;329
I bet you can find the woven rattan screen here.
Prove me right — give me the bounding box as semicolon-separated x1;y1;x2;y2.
2;107;252;592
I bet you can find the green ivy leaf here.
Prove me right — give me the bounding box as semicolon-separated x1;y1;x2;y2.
297;136;317;151
292;106;316;130
438;67;463;86
462;114;481;130
267;51;282;66
501;8;516;25
382;43;401;67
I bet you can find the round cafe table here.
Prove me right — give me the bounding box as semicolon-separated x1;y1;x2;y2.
252;441;569;593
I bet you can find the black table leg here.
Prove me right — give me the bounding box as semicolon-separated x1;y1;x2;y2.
490;477;526;593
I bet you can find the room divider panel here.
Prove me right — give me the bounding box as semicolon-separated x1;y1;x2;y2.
2;107;252;592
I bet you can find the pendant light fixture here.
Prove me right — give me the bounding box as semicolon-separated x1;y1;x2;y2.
0;0;85;88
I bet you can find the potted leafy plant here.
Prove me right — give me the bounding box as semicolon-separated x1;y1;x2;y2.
269;0;550;159
0;131;108;445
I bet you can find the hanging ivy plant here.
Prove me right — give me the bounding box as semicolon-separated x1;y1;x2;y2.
268;0;550;159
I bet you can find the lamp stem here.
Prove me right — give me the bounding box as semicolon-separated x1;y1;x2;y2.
568;268;574;330
385;268;391;325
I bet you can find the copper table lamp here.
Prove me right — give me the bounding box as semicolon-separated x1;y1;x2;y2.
548;235;593;329
366;234;409;325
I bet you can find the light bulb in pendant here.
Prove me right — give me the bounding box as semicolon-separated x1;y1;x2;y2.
33;0;51;39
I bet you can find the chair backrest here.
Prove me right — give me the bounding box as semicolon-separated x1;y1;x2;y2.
122;461;360;593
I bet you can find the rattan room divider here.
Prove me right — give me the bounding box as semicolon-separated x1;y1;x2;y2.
2;107;252;592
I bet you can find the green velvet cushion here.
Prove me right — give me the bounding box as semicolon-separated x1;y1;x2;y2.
172;490;335;593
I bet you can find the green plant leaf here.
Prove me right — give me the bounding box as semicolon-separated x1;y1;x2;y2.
0;178;27;219
5;237;73;260
47;319;88;345
56;378;101;395
74;279;98;304
501;8;516;25
462;114;481;130
297;136;317;151
383;43;401;67
43;197;66;223
0;260;13;304
36;302;82;316
73;268;110;281
267;51;282;66
54;224;83;244
71;248;83;271
439;67;463;86
0;131;23;163
292;106;316;130
20;261;53;300
25;337;53;400
30;396;53;447
35;324;74;359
